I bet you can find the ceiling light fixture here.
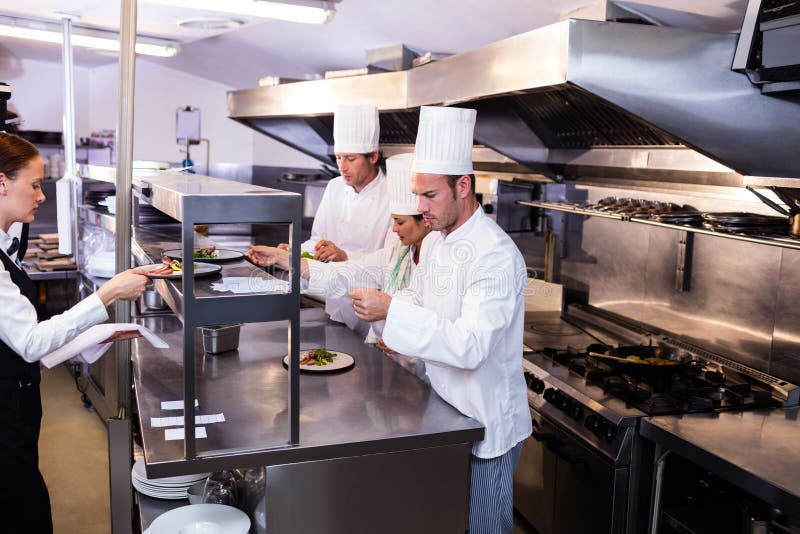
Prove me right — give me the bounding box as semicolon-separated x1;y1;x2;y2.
0;15;180;57
141;0;338;25
177;17;245;31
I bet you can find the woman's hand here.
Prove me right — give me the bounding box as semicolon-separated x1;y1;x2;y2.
96;268;149;306
349;288;391;322
246;245;288;268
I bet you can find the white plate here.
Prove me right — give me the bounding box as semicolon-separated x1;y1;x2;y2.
139;261;222;279
162;248;244;263
132;459;209;485
149;504;250;534
283;348;355;373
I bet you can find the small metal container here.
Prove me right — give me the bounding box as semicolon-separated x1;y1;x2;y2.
201;324;242;354
140;289;167;311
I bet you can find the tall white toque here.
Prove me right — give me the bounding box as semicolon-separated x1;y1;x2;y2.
333;104;380;154
387;153;419;216
412;106;476;176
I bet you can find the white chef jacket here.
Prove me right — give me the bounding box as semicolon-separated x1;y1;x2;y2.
382;208;532;458
301;170;395;260
0;229;109;363
302;169;395;325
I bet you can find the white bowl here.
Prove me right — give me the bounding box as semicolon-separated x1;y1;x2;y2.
186;480;206;504
149;504;249;534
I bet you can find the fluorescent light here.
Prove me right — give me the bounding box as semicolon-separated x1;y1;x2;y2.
0;16;180;57
140;0;337;25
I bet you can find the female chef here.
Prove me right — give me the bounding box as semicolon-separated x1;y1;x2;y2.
246;153;429;375
0;132;148;533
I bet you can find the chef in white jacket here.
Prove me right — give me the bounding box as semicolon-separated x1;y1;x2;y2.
247;153;428;378
348;106;531;534
280;104;394;262
279;104;394;331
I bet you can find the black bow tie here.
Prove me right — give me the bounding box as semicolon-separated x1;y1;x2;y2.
6;237;19;257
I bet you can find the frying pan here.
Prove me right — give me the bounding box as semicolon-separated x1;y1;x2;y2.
588;345;683;376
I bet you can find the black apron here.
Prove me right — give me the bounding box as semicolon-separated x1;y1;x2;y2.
0;250;53;533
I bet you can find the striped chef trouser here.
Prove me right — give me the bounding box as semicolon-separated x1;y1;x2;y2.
468;440;524;534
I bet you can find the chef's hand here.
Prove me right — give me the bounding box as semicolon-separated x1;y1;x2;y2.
277;243;290;251
97;268;149;306
376;339;397;355
350;288;391;322
315;240;348;262
246;245;289;269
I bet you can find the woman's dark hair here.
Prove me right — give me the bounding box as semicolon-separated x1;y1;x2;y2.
412;214;423;221
0;132;39;179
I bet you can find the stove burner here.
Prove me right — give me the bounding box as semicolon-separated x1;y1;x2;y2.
536;344;782;416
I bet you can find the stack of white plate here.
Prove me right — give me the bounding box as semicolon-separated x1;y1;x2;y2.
131;458;209;500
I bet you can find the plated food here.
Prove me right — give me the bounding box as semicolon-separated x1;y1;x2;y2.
282;348;355;373
194;245;219;259
140;260;222;279
162;248;244;263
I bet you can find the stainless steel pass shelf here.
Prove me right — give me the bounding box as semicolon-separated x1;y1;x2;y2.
521;200;800;251
133;310;484;478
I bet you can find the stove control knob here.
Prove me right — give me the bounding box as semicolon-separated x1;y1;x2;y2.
543;388;557;403
600;422;617;443
531;378;545;394
585;414;601;434
524;372;535;388
568;403;584;420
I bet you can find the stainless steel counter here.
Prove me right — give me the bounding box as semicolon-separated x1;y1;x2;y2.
133;307;484;478
641;409;800;511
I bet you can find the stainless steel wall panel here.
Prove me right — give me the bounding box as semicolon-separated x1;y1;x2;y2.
641;228;781;372
558;215;650;325
770;248;800;384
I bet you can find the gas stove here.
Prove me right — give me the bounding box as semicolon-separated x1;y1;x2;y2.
520;304;799;462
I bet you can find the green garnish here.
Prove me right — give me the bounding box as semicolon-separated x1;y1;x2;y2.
301;251;314;259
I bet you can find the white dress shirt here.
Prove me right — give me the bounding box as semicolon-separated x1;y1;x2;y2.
0;229;109;363
382;208;532;459
302;170;395;325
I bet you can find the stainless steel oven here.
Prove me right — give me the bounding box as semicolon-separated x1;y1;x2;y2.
515;407;629;534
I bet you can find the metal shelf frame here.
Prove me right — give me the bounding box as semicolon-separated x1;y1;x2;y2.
152;171;303;461
521;200;800;251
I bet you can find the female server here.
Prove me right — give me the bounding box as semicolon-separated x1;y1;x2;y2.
0;133;148;533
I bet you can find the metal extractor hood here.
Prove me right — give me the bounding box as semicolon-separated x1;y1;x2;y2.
228;19;800;186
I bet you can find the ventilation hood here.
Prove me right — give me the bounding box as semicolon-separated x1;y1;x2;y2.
228;19;800;186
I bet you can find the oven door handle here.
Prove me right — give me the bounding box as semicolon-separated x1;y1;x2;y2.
547;443;587;465
530;419;561;444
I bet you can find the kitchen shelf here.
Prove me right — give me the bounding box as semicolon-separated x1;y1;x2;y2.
520;200;800;251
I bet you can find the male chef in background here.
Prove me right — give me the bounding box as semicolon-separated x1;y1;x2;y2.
278;104;394;331
279;104;393;262
349;106;531;534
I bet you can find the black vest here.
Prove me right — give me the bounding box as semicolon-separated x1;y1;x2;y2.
0;250;43;383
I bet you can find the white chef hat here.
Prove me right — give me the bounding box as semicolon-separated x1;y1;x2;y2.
387;153;418;216
333;104;380;154
412;106;476;176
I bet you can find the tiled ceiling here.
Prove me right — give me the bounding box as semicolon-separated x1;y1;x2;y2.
0;0;748;89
